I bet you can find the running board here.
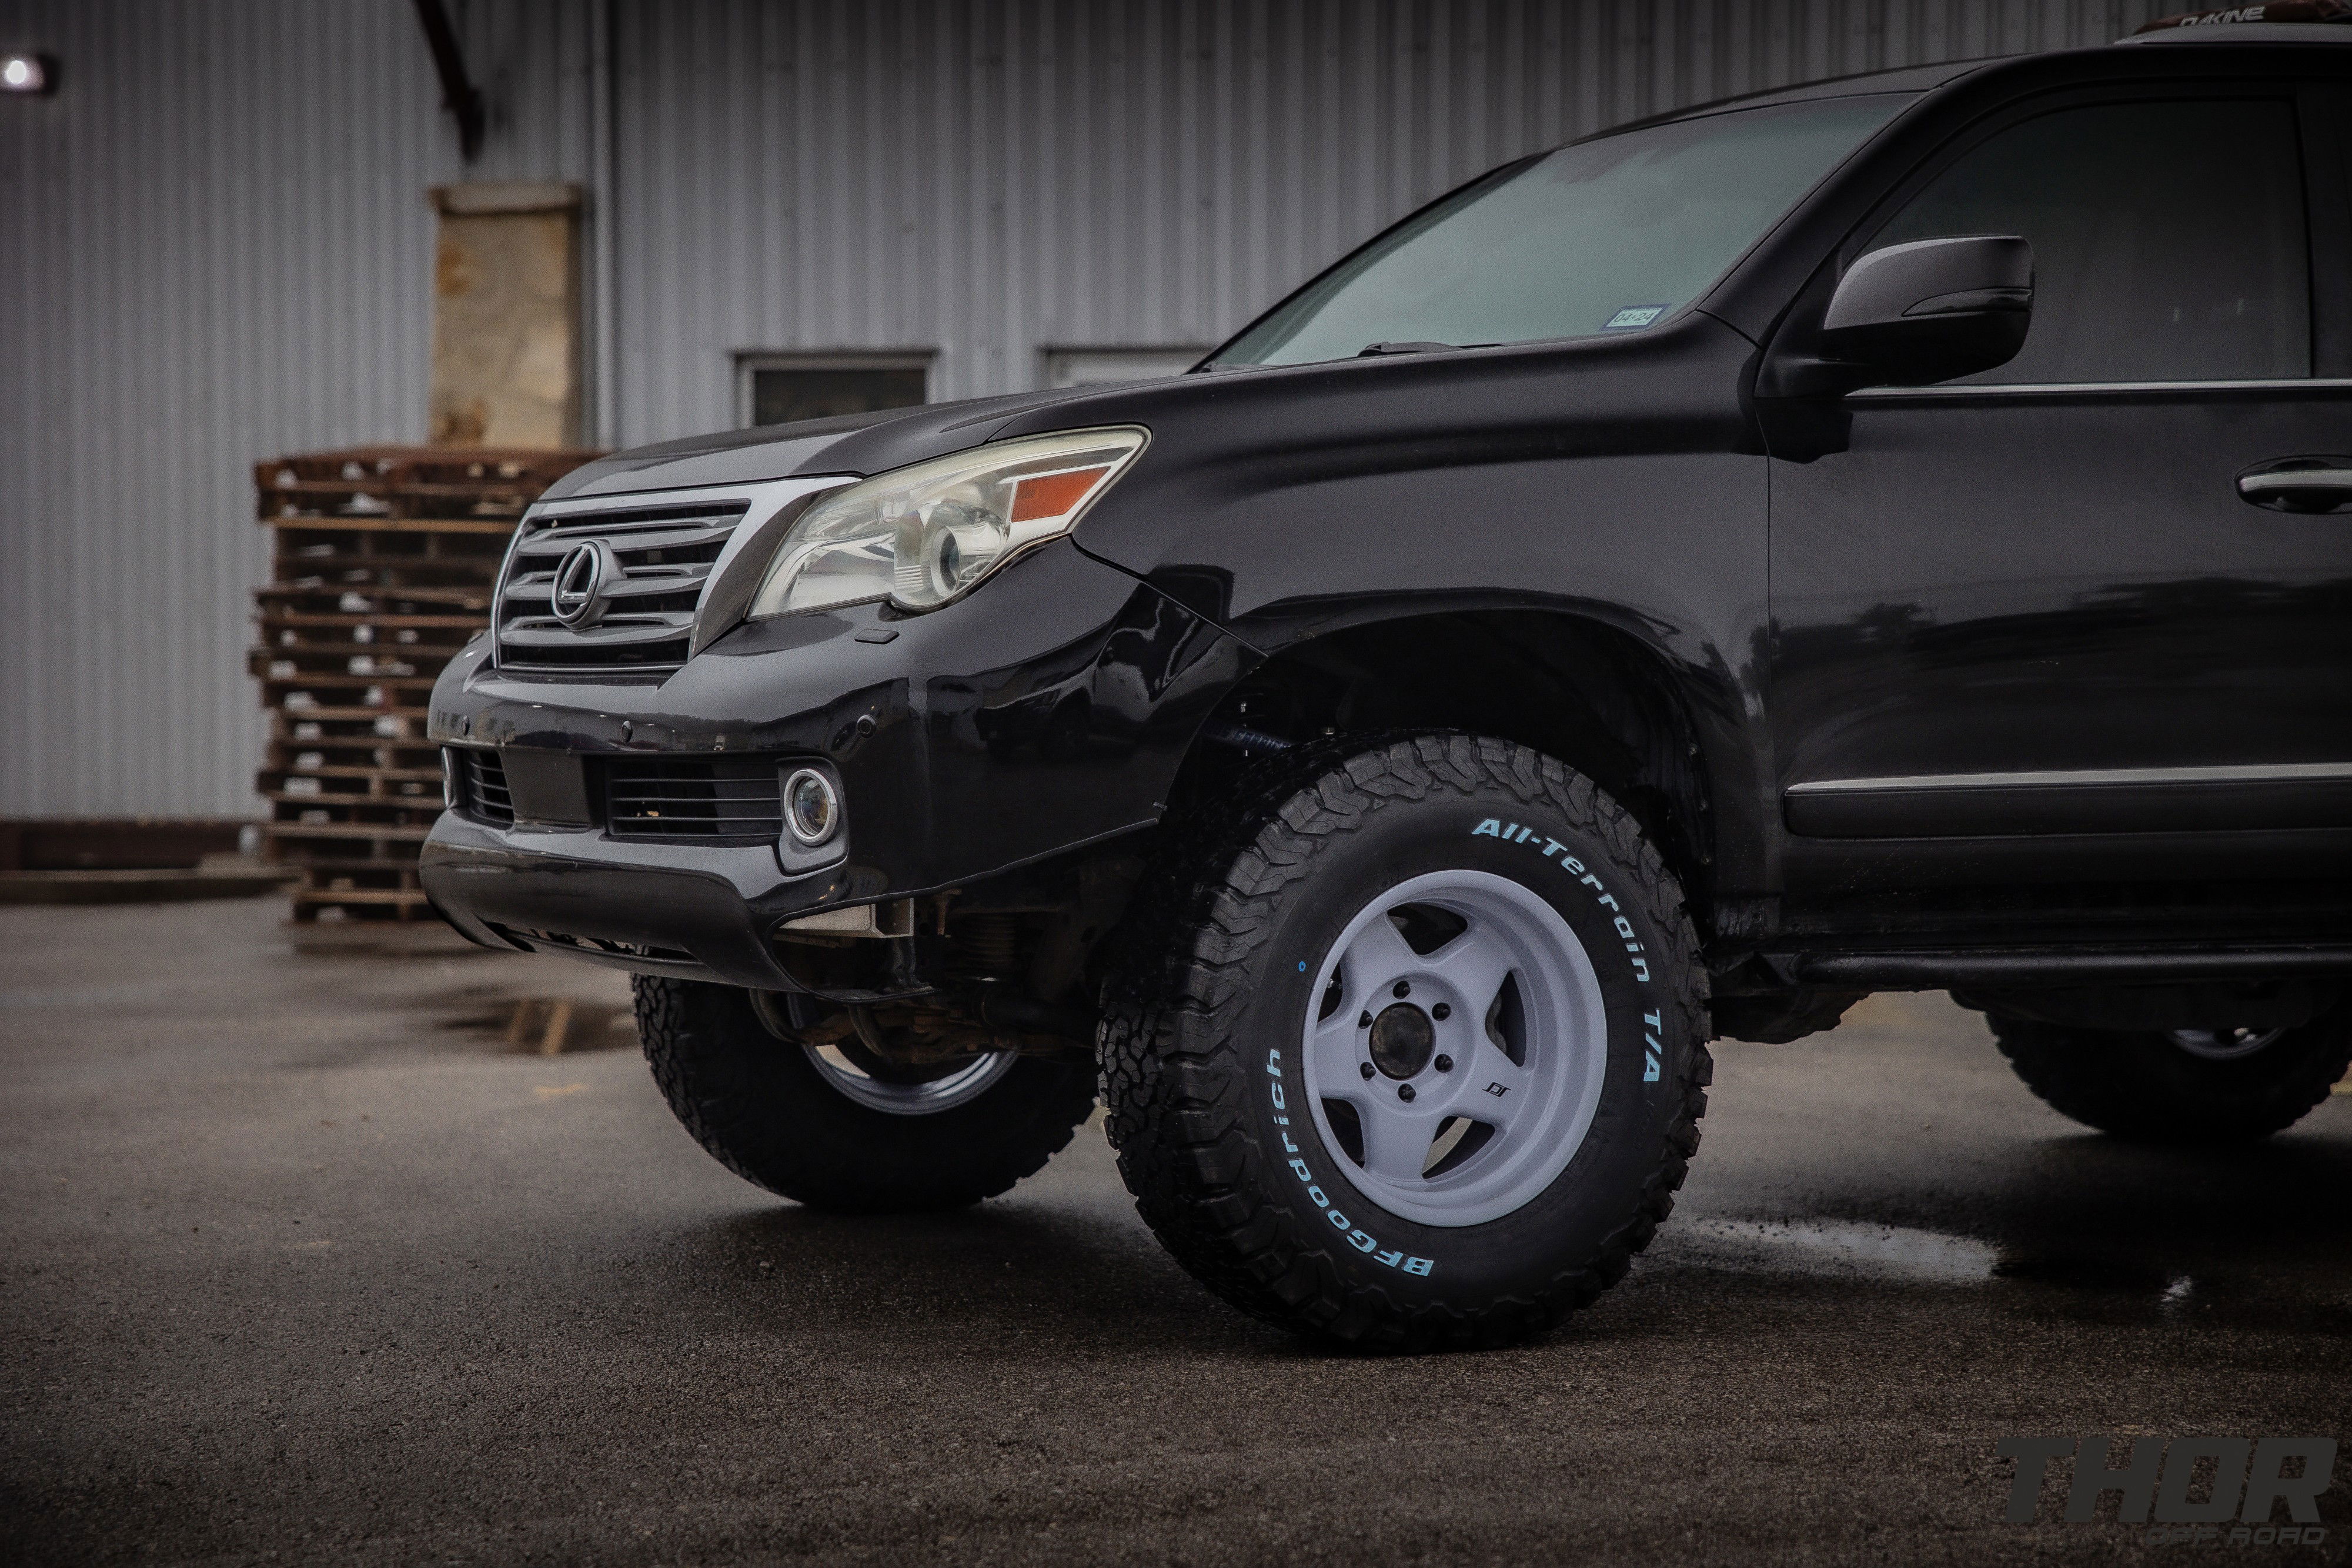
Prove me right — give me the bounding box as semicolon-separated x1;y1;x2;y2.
1767;944;2352;991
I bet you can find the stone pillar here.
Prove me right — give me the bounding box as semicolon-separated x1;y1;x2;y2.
426;182;583;449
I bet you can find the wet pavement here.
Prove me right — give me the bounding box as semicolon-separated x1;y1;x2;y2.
3;898;2348;1566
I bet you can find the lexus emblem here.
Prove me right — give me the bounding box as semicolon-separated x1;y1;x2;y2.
550;540;616;628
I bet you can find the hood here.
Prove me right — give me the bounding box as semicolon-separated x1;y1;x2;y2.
541;383;1141;500
540;315;1758;527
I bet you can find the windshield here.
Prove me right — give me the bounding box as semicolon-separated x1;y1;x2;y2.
1211;93;1913;367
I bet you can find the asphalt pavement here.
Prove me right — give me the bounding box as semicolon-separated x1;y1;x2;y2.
4;897;2348;1566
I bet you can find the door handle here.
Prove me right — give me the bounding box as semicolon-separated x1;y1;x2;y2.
2237;456;2352;514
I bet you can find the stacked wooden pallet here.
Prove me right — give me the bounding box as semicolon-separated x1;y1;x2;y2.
251;446;599;921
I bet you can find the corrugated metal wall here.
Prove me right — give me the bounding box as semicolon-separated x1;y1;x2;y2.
607;0;2174;434
0;1;450;818
0;0;2172;817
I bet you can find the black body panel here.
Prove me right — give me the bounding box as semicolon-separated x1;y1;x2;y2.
1015;313;1780;897
1770;380;2352;882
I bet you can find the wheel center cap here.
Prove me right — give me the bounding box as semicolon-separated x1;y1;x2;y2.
1369;1002;1436;1079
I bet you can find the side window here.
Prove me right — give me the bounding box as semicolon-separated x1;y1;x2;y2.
1872;99;2310;383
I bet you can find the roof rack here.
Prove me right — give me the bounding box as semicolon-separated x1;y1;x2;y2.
2127;1;2352;39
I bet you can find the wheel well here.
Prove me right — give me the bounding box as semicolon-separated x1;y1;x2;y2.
1168;611;1718;915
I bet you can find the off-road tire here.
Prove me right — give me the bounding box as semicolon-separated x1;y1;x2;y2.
1098;735;1710;1351
634;975;1098;1211
1990;1008;2352;1144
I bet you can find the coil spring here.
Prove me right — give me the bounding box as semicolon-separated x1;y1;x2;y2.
957;912;1021;979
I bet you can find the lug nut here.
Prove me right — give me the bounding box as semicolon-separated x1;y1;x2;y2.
1434;1054;1453;1073
1359;1062;1375;1081
1392;981;1411;999
1398;1084;1416;1102
1431;1002;1451;1021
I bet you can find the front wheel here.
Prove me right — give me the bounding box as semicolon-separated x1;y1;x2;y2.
634;976;1098;1211
1990;1007;2351;1144
1099;736;1710;1351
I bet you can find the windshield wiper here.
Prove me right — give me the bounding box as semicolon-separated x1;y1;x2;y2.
1197;341;1495;372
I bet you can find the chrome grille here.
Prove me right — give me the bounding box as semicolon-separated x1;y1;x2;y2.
495;500;751;673
456;748;514;827
603;758;784;844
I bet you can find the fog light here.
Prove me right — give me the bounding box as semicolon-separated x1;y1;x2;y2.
783;768;840;846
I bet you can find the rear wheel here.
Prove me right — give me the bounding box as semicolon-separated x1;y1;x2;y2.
1990;1007;2351;1144
634;975;1097;1211
1098;735;1709;1351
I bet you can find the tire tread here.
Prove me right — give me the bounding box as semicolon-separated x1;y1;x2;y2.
1990;1009;2351;1145
636;977;1097;1212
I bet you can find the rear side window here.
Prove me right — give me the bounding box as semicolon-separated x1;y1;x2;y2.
1871;98;2310;383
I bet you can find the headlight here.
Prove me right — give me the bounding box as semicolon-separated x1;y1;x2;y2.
748;426;1147;618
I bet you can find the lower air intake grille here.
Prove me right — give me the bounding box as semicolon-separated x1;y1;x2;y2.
459;748;513;827
489;924;696;966
604;758;783;844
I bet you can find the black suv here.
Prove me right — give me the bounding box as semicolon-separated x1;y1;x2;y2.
424;26;2352;1349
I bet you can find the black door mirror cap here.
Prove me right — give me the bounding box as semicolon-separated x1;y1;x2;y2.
1825;236;2033;332
1816;234;2035;390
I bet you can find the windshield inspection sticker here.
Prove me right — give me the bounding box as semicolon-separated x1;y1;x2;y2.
1602;305;1667;331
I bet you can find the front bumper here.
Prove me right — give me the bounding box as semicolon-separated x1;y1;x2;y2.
420;537;1246;987
423;815;843;987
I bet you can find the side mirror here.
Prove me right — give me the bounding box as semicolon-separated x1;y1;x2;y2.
1820;235;2033;387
